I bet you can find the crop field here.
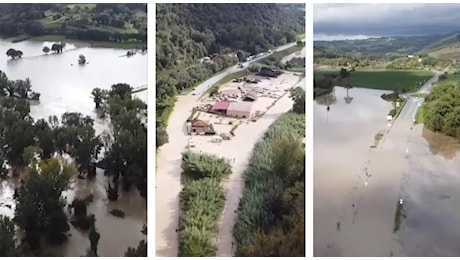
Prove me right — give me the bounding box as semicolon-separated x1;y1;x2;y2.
315;70;434;92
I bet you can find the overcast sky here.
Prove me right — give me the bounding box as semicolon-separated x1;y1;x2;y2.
314;4;460;40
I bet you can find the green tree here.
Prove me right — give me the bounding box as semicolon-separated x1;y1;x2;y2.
15;158;74;249
289;87;305;114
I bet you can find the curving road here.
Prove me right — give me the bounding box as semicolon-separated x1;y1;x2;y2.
155;41;302;257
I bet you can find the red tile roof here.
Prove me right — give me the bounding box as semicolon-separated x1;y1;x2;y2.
212;101;231;111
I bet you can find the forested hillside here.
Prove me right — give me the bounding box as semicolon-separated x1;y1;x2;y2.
156;3;305;147
0;3;147;43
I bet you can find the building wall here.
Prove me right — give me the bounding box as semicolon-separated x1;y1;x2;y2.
227;109;251;118
191;126;206;134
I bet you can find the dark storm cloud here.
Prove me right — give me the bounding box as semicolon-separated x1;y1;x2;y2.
314;3;460;37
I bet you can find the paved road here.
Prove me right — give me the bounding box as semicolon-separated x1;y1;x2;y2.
398;71;442;122
155;41;302;256
191;41;300;97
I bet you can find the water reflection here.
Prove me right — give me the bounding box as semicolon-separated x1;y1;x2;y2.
315;88;337;106
421;127;460;160
0;39;147;256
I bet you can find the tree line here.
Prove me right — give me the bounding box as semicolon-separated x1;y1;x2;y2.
0;3;146;43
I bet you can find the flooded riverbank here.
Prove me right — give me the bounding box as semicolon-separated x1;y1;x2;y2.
0;38;147;256
315;86;460;256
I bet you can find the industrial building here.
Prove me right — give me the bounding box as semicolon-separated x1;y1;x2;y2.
226;101;254;118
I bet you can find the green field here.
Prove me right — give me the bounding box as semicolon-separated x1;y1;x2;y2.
314;70;434;92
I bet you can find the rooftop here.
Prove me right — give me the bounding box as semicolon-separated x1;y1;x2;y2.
227;101;254;113
212;101;231;111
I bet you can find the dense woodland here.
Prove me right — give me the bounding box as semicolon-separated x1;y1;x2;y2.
0;72;147;256
156;3;305;148
0;3;147;43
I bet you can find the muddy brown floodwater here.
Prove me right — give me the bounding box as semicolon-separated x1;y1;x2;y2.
0;38;147;256
315;86;460;257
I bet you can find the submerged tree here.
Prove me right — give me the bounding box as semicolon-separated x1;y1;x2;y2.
125;240;147;257
15;158;75;249
42;46;50;55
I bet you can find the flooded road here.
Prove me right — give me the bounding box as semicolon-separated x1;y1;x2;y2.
0;39;147;256
314;87;396;256
315;85;460;256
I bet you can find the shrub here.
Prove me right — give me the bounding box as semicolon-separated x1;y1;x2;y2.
179;178;225;256
181;152;231;181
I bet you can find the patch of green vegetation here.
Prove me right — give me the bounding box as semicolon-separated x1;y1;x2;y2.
296;33;305;40
109;209;126;219
411;93;428;98
422;82;460;138
259;45;303;68
0;4;146;46
178;152;232;256
393;200;406;233
374;131;384;147
415;106;424;125
234;113;305;256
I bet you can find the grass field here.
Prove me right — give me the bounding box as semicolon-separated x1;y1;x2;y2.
314;70;434;92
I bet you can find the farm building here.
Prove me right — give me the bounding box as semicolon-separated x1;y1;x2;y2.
190;120;212;134
212;101;231;114
227;101;254;118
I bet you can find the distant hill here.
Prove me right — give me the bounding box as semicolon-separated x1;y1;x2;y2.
314;32;460;56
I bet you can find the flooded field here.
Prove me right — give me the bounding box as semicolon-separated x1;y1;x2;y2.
315;86;460;257
0;39;147;256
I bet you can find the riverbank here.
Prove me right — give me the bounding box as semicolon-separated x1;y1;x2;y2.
8;35;146;50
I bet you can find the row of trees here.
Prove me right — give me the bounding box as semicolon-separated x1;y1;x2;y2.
234;113;305;256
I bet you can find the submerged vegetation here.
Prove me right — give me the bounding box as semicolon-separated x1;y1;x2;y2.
178;152;231;256
0;81;146;256
234;112;305;256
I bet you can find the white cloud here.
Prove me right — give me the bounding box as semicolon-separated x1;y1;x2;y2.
314;4;460;36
